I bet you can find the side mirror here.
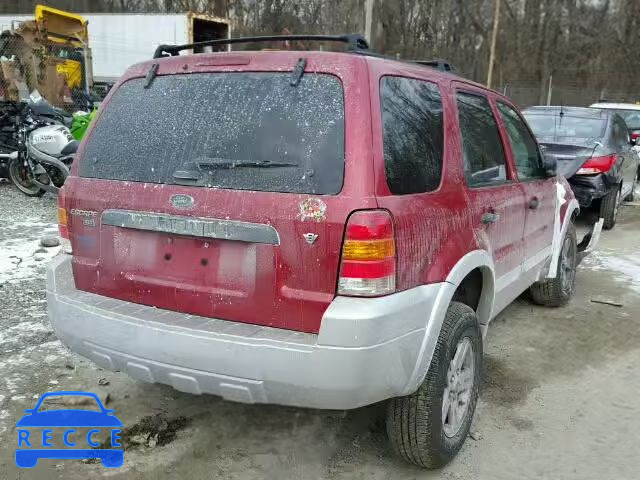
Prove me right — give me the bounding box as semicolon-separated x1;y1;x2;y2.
542;153;557;177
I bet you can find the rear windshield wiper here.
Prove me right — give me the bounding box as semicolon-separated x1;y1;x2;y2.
196;158;298;169
171;158;299;184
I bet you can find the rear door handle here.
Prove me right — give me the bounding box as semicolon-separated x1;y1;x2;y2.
481;212;500;224
529;197;540;209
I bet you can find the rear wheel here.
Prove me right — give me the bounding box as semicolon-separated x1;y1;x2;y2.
8;157;46;197
529;224;577;307
386;302;482;469
600;186;620;230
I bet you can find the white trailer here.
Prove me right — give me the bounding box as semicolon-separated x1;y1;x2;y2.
82;13;230;84
0;12;230;85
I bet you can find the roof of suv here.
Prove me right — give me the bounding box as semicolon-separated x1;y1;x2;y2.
125;49;489;93
134;33;508;98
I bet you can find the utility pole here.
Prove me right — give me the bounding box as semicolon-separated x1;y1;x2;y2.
365;0;374;46
486;0;501;89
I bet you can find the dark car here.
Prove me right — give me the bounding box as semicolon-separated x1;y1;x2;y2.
523;106;639;229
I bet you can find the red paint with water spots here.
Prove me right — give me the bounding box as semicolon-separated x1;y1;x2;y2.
61;50;571;333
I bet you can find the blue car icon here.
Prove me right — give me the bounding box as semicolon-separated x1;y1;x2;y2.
15;391;124;468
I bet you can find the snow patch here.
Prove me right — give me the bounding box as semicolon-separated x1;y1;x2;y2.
582;249;640;292
0;340;66;372
0;319;50;347
0;341;67;434
598;255;640;292
0;221;61;283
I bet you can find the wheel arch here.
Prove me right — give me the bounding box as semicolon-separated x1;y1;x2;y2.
401;250;495;395
548;197;579;278
445;250;495;326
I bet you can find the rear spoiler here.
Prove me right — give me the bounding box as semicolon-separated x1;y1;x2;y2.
412;59;455;72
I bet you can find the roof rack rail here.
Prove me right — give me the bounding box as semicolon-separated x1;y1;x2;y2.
153;34;369;59
413;59;456;72
151;33;459;76
347;49;456;72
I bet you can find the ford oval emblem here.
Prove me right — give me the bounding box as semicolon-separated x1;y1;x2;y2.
170;194;194;209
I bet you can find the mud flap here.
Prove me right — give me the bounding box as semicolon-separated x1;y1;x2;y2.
576;217;603;265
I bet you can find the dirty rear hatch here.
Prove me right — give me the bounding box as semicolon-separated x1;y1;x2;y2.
65;54;373;333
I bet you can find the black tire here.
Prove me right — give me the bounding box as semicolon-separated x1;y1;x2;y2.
8;158;46;197
600;186;620;230
529;224;577;307
386;302;482;469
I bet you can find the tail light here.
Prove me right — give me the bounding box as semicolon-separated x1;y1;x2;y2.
57;188;69;240
338;210;396;297
631;132;639;142
576;154;617;175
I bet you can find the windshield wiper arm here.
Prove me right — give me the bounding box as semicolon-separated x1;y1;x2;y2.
196;158;298;169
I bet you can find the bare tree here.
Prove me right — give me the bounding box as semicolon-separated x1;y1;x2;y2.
1;0;638;105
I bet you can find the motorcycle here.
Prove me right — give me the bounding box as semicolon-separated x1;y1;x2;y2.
0;92;77;196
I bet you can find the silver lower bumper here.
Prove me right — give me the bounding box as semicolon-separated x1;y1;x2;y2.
47;254;444;410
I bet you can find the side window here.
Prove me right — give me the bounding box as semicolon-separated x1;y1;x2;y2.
612;117;629;149
497;102;546;180
456;92;508;187
380;76;444;195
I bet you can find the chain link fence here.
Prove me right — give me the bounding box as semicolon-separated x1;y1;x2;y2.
498;81;640;109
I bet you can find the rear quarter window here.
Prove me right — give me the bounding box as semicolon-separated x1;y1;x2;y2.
79;72;345;195
380;76;444;195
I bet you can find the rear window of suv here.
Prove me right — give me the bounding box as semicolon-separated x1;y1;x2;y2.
79;72;345;195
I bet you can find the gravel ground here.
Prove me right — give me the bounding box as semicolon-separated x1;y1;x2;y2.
0;183;63;442
1;181;640;479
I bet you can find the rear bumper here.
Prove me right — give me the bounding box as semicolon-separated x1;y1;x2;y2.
47;254;444;410
568;174;615;207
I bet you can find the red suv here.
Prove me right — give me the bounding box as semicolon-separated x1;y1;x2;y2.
47;35;583;468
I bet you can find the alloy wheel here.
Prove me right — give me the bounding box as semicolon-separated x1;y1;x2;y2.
442;337;475;438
